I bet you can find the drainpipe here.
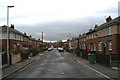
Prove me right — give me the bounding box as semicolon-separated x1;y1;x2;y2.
118;21;120;80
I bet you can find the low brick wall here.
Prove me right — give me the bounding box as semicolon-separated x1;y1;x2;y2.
12;53;21;64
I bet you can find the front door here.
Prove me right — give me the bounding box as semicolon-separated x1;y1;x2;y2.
103;43;106;54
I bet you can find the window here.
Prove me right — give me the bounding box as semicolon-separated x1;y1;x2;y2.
92;34;93;38
89;44;90;50
108;27;111;35
14;34;16;39
108;40;112;51
84;38;85;41
94;44;96;51
98;31;101;37
14;43;16;48
84;43;86;49
98;42;102;51
82;44;83;49
93;32;96;38
91;44;93;51
103;29;105;36
20;36;21;41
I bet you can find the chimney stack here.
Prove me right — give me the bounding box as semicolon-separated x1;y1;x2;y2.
79;34;81;36
10;24;14;29
24;33;26;36
89;29;92;32
94;24;98;29
106;16;112;22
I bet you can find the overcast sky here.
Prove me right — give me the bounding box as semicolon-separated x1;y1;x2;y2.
0;0;119;41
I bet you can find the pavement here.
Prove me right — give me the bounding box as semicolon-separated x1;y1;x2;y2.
2;51;47;79
65;51;119;80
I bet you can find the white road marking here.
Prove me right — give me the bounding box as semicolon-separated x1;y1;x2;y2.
76;60;114;80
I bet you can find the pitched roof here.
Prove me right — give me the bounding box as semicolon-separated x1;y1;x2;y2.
0;25;24;36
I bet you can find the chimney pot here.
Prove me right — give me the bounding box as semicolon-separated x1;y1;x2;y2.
10;24;14;29
106;16;112;22
94;24;98;28
24;33;26;35
89;29;92;32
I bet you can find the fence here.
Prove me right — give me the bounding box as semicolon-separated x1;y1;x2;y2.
2;54;12;65
66;49;119;67
96;54;110;67
81;51;88;60
20;53;29;61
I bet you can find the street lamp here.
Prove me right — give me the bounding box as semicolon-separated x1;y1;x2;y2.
7;6;14;65
42;32;43;52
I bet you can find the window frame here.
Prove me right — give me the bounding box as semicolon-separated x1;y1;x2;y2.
98;42;102;51
108;27;111;35
108;40;112;51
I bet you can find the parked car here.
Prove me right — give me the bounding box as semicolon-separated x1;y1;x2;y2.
48;48;52;51
58;47;64;52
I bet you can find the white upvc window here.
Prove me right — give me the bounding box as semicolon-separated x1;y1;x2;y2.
94;44;96;51
108;40;112;51
91;44;93;51
89;44;90;50
84;43;86;49
108;27;111;35
98;30;101;37
98;42;102;51
92;34;93;38
93;32;96;38
103;29;105;36
14;34;16;39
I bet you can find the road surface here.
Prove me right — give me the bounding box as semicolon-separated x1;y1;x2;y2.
5;49;104;78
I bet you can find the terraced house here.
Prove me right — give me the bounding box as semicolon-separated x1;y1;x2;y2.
0;25;24;52
86;16;120;55
0;24;43;64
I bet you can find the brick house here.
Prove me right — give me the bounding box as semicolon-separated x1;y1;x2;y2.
86;16;120;55
78;34;87;50
0;25;43;64
0;25;24;52
23;33;29;48
71;37;78;48
0;25;24;63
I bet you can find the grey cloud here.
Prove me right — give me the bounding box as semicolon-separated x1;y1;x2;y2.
15;16;106;41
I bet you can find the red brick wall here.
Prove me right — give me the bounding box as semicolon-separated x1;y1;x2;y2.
1;39;7;51
86;34;119;55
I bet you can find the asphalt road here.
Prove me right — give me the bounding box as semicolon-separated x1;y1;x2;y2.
5;49;104;78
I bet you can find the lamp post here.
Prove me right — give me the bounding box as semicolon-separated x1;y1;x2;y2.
42;32;43;52
7;6;14;65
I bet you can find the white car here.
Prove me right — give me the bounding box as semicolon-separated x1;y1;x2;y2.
48;48;52;51
58;47;64;52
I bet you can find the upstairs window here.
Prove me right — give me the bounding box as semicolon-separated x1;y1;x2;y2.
14;34;16;39
89;44;90;50
108;27;111;35
103;29;105;36
98;31;101;37
93;32;96;38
